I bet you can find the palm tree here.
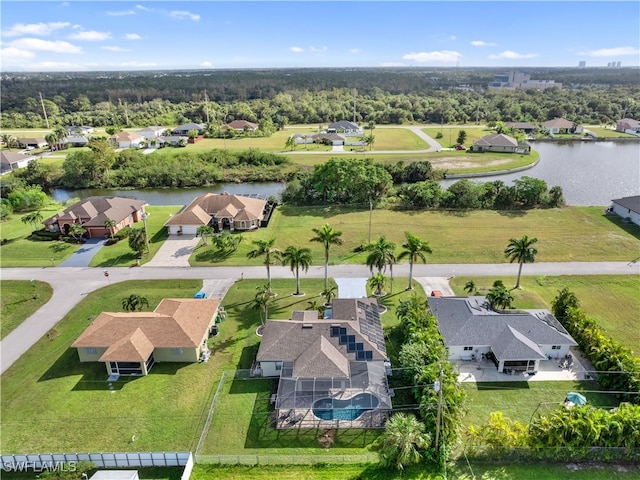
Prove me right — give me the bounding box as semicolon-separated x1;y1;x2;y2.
252;284;271;325
368;272;387;297
196;225;214;246
68;223;86;242
121;294;149;312
104;218;117;239
53;127;67;150
284;135;296;151
379;413;431;471
310;224;343;292
364;236;396;292
397;232;433;291
504;234;538;289
246;238;281;293
45;133;58;152
21;211;43;231
321;284;338;306
281;245;312;295
463;280;477;295
128;228;147;258
486;282;514;310
1;134;15;151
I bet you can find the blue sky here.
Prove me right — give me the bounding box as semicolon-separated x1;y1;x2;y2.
1;1;638;71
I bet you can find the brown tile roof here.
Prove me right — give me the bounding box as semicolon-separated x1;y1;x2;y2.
225;120;258;130
43;196;147;228
164;193;266;226
542;117;576;129
164;204;211;226
110;131;144;142
72;298;220;362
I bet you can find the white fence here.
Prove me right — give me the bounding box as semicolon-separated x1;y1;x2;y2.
0;452;192;471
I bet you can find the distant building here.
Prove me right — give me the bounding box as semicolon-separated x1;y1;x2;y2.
0;150;30;173
610;196;640;227
488;72;561;91
616;118;640;134
578;61;586;68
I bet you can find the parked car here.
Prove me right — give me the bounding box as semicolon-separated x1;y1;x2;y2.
431;290;443;297
454;144;466;150
193;290;207;299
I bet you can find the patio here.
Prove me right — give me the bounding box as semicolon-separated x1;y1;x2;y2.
455;347;595;383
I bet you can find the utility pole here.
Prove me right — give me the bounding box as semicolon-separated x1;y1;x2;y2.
353;88;357;124
434;365;444;455
204;89;210;124
39;92;50;129
368;199;373;244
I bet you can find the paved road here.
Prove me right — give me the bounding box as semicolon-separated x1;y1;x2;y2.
1;261;638;374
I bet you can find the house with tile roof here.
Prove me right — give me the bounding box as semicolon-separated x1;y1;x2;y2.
255;298;392;428
164;192;268;235
109;131;145;149
615;118;640;135
610;195;640;226
172;123;206;136
429;296;577;374
72;298;220;376
542;118;583;134
43;196;147;239
471;133;531;154
504;121;538;134
17;137;48;149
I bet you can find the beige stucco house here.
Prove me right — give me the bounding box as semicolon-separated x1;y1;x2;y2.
72;298;220;376
472;133;531;154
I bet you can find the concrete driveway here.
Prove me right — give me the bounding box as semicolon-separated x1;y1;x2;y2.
335;278;368;298
414;277;455;296
143;235;200;267
58;238;105;267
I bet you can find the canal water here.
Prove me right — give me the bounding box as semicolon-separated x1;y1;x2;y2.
52;141;639;206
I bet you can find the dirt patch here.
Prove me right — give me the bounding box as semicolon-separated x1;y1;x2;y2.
430;156;514;170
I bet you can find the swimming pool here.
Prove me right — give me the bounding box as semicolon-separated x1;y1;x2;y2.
312;393;379;421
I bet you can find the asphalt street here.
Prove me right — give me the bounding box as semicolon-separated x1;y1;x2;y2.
1;261;638;375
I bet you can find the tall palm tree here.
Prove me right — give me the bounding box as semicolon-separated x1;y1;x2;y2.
45;133;58;152
1;134;15;151
128;228;147;258
253;284;271;325
397;232;433;291
281;245;312;295
246;238;281;293
380;413;431;471
53;127;67;151
104;218;117;239
364;236;396;292
310;224;343;292
504;234;538;289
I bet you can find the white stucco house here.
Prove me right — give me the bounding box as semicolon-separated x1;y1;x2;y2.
610;195;640;226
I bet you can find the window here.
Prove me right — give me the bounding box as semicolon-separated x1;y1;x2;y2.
463;346;473;351
275;363;282;371
551;345;561;350
84;347;97;354
171;348;184;355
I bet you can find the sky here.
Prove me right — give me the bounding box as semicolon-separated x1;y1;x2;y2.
1;1;639;72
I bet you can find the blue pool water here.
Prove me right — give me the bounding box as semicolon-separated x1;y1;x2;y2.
312;393;379;421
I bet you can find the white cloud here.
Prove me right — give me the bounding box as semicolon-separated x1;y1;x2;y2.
200;61;214;68
289;46;304;53
471;40;496;47
489;50;538;59
350;48;360;54
68;30;112;41
136;4;152;11
2;22;70;37
0;47;37;60
124;33;142;40
309;46;327;53
379;62;406;67
581;46;640;57
403;50;461;63
8;38;83;53
170;10;200;21
101;46;130;52
107;10;136;16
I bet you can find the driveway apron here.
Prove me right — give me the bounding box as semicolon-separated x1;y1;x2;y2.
334;277;368;298
58;238;106;267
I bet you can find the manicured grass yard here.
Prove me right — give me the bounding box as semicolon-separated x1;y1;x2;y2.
422;125;492;148
0;280;210;453
190;205;640;267
369;128;429;150
586;127;638;138
450;275;640;352
0;280;53;339
0;203;81;267
89;205;181;267
191;462;640;480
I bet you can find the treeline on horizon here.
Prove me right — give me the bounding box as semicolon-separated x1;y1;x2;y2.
1;67;639;129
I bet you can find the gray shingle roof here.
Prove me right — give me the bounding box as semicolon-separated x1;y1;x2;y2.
429;296;576;360
612;195;640;215
473;133;518;148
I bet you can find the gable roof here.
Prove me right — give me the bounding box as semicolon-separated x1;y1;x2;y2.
1;150;27;165
72;298;220;361
429;296;577;360
164;193;266;226
473;133;518;147
225;120;258;130
617;118;640;128
612;195;640;214
173;123;205;132
542;117;577;129
328;120;360;131
109;131;144;142
43;196;146;227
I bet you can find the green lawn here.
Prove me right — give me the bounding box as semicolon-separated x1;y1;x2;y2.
0;203;81;267
89;205;181;267
190;205;640;267
460;380;619;427
191;462;640;480
0;280;53;339
450;275;640;352
369;128;429;150
422;125;492;148
0;279;212;453
586;127;638;138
